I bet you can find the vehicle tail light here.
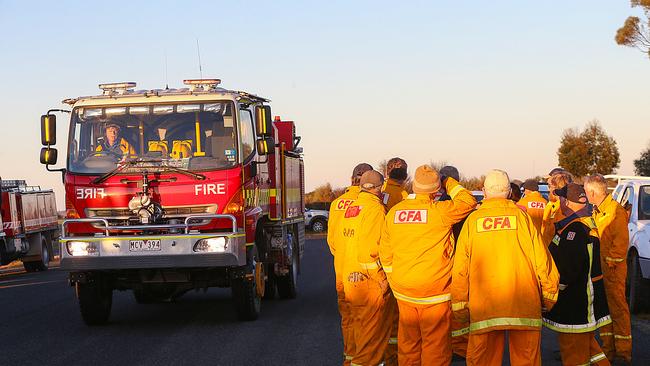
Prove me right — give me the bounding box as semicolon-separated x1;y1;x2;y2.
66;196;80;219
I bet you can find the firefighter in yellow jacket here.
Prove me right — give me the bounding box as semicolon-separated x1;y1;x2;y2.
585;174;632;365
541;169;572;246
382;157;409;211
96;123;136;158
341;170;395;366
380;165;477;365
328;163;373;366
516;179;547;233
451;169;560;366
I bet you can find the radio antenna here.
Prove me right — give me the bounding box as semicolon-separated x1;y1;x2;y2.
164;50;169;90
196;38;203;79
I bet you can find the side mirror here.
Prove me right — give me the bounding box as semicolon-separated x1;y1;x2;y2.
41;114;57;145
256;137;275;156
255;106;273;137
40;147;58;165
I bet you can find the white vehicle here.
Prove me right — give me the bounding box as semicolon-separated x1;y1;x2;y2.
607;175;650;313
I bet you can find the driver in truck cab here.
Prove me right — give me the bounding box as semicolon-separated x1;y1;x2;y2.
96;123;136;158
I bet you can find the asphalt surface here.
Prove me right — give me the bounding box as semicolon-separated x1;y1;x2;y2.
1;236;649;365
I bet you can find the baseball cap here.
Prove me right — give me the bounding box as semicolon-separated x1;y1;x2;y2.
554;183;587;204
352;163;373;178
105;123;121;131
360;170;384;190
522;179;539;192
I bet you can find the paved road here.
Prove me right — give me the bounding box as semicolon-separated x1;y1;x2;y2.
1;237;649;365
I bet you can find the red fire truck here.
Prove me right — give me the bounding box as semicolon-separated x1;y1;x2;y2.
39;79;305;325
0;180;58;271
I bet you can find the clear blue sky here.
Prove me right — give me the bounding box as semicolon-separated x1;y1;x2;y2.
1;1;649;206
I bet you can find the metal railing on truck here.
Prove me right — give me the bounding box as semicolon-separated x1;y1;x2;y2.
61;214;238;237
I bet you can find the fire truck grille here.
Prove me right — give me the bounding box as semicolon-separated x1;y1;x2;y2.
86;205;218;220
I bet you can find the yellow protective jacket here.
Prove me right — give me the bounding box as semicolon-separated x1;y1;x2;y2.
328;186;361;257
382;178;408;211
380;177;477;305
593;194;629;267
451;198;560;334
96;137;136;156
340;191;388;305
541;199;564;246
516;191;548;233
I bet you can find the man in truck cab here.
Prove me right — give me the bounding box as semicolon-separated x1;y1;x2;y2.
96;123;136;158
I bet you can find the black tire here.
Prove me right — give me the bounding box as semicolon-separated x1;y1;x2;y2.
22;261;39;272
627;250;649;314
23;237;50;272
277;236;298;299
77;277;113;326
310;218;327;233
232;247;262;321
263;265;276;300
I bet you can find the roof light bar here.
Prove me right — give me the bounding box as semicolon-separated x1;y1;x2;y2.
98;82;137;96
183;79;221;91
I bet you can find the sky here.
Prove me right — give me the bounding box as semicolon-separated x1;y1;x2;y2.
1;1;649;207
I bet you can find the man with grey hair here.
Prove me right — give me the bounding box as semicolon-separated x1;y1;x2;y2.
584;174;632;365
451;169;559;366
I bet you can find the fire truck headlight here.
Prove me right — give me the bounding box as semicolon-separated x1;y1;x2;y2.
66;241;99;256
193;237;227;253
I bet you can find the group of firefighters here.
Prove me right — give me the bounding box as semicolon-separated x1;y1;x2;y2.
327;158;632;366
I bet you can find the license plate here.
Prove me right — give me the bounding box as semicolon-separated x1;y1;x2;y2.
129;239;161;252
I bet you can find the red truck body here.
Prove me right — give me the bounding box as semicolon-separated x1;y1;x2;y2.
40;80;305;324
0;180;58;271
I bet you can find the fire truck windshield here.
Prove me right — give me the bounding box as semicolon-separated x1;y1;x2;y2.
68;102;241;174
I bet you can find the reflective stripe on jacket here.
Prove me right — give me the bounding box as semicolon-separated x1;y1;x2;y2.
451;198;560;334
380;177;476;305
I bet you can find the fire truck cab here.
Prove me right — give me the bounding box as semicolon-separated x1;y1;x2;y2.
39;80;305;325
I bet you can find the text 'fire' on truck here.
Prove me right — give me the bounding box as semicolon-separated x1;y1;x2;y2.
39;79;305;325
0;179;58;271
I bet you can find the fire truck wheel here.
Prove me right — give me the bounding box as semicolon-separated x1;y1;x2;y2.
277;241;298;299
23;237;51;272
263;265;276;300
77;278;113;326
232;247;261;321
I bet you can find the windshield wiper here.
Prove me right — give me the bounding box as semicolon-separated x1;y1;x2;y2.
159;166;206;180
93;159;206;184
93;159;141;184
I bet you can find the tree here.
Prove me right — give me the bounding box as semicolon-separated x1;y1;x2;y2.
305;183;341;204
615;1;650;58
634;144;650;176
557;120;620;176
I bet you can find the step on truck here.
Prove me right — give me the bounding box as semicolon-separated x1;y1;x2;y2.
0;179;58;271
39;79;305;325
